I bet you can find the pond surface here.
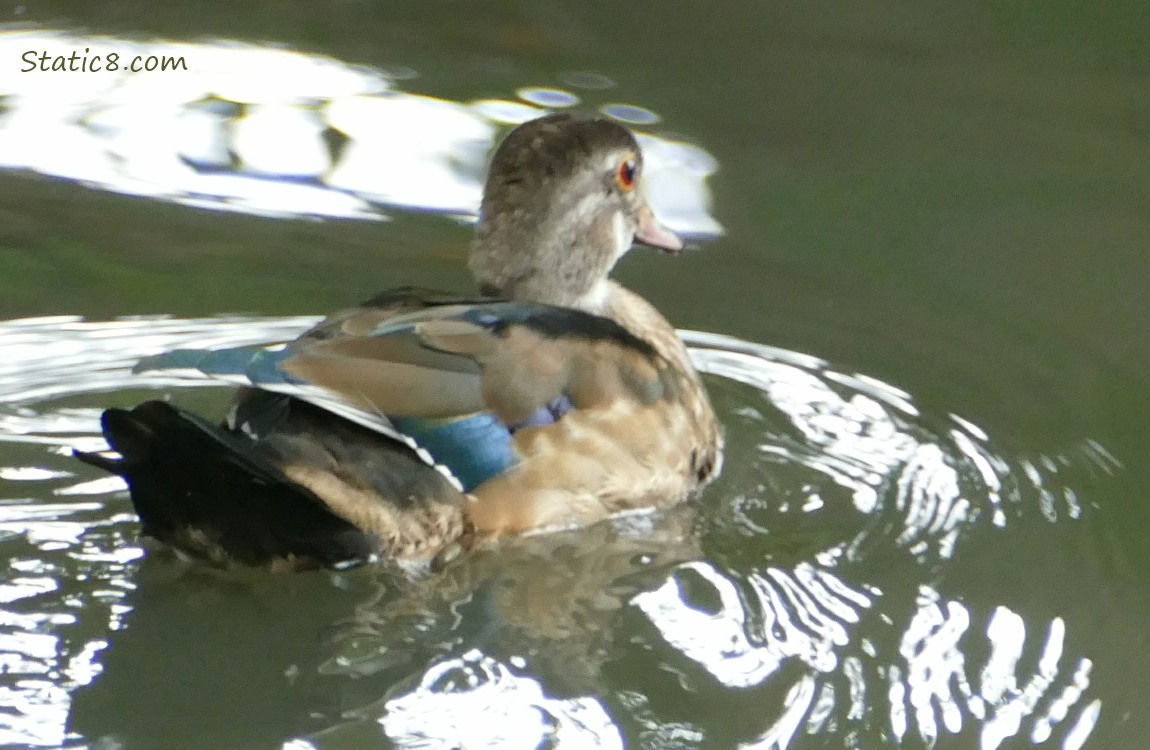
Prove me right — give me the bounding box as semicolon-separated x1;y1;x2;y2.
1;3;1148;749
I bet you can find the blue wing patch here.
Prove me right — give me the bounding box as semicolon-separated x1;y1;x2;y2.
390;412;516;492
390;395;574;491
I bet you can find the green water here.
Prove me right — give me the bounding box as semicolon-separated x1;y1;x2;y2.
1;2;1147;748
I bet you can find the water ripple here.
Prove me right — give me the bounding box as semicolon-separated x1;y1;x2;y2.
0;316;1116;748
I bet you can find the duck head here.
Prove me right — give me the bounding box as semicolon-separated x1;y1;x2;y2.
469;113;682;310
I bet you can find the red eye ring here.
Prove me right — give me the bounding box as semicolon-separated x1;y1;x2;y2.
615;155;637;191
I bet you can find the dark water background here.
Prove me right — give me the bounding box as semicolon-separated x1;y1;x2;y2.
1;2;1148;748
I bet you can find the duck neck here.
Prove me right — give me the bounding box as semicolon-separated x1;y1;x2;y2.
469;227;619;312
478;274;615;313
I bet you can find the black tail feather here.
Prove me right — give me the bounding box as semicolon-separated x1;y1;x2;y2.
78;401;376;570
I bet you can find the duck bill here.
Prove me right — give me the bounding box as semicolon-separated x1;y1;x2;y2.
634;204;683;254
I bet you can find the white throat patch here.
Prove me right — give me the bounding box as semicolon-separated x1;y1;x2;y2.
577;279;612;312
612;210;632;261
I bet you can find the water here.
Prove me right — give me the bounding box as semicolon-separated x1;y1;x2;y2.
2;3;1148;749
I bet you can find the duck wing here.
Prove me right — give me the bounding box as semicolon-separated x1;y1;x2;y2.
136;287;676;488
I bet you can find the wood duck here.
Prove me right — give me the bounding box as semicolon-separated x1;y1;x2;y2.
75;113;723;571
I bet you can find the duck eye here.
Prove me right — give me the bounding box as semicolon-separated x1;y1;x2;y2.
615;156;637;191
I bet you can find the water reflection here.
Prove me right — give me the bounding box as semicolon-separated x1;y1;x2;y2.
0;315;1118;748
630;561;1099;749
516;87;581;108
376;650;623;749
0;498;136;748
0;314;318;455
687;332;1118;566
0;29;722;235
289;645;624;750
633;562;869;688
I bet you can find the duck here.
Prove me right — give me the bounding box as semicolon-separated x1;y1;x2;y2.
75;112;723;571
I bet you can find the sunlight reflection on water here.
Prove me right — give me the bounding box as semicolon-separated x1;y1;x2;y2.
380;650;623;749
0;29;723;236
0;315;1114;748
286;650;625;749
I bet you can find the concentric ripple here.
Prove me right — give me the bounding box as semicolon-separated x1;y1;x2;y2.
0;316;1116;748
